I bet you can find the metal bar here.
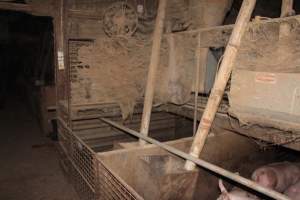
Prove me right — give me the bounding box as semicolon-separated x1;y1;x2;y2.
193;33;201;135
100;117;290;200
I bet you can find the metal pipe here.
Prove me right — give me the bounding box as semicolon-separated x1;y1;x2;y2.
193;34;201;136
100;117;290;200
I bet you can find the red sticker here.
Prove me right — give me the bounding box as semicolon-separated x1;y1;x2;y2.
255;73;276;84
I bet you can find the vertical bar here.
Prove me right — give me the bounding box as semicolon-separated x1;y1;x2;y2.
139;0;168;145
55;0;66;122
185;0;257;170
193;33;202;135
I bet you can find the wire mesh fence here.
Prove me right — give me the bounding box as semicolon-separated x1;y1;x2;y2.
58;121;142;200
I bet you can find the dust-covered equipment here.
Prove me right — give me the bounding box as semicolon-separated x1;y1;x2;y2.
103;2;138;37
229;16;300;132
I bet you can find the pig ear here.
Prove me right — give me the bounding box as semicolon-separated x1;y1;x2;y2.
219;179;228;194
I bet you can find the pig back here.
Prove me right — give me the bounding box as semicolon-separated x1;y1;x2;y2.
284;181;300;200
252;162;300;192
270;162;300;192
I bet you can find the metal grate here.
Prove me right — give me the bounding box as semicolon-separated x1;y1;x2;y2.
70;159;98;200
58;118;143;200
70;132;98;191
58;123;72;156
58;120;99;199
98;160;143;200
188;95;229;114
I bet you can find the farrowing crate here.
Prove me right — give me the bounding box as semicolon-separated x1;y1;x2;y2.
57;110;193;199
58;123;141;200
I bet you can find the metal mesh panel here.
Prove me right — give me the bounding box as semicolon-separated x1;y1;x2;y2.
70;159;98;200
70;133;98;191
58;119;143;200
58;124;72;155
98;161;143;200
189;95;229;114
58;119;99;199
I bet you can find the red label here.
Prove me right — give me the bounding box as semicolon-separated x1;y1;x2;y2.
255;73;276;84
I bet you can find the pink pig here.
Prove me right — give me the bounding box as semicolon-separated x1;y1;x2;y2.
217;179;260;200
284;181;300;200
251;162;300;193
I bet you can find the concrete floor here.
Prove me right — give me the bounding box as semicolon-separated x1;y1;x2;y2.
0;98;78;200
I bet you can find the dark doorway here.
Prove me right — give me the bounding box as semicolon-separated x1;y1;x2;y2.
0;9;78;200
0;10;55;111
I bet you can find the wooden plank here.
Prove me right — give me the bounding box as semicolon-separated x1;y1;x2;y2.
166;15;300;48
0;2;32;12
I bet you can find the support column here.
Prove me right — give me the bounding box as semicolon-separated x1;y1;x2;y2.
139;0;168;145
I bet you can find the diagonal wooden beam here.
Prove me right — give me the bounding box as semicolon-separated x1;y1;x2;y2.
185;0;257;171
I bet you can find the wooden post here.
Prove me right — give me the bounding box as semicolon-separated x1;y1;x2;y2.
139;0;168;145
280;0;294;38
281;0;294;17
185;0;257;170
54;0;69;126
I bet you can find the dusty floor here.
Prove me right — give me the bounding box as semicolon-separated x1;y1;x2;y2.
0;98;78;200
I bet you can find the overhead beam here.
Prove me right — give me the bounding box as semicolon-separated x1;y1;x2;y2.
0;2;32;12
165;14;300;49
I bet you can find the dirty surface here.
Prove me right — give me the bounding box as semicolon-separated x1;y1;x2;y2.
0;99;78;200
66;0;233;119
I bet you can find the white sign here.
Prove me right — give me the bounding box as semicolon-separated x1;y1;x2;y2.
57;51;65;70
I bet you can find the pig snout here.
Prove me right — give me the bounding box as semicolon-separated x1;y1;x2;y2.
284;181;300;200
251;162;300;193
251;167;277;190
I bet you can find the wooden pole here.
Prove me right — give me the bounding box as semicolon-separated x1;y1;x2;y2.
139;0;168;145
280;0;294;38
281;0;294;17
100;117;290;200
185;0;257;170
